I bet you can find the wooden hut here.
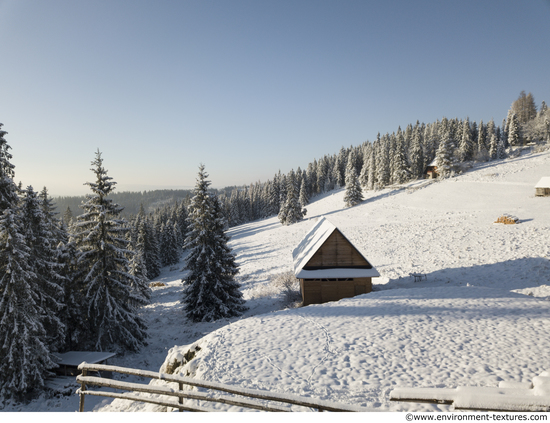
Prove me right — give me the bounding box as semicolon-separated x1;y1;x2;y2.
425;159;439;179
292;217;379;306
535;177;550;197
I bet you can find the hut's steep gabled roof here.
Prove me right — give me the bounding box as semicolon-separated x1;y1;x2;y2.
292;217;379;279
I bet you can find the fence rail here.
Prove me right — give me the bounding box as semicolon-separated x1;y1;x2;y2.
76;362;369;412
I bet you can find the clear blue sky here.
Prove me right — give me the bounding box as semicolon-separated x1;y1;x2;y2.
1;0;549;196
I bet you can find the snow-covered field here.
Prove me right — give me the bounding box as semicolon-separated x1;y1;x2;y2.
5;149;550;412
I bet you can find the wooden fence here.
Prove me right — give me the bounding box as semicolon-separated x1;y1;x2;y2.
76;362;369;412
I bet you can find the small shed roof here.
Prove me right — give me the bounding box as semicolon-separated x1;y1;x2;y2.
53;351;116;367
535;177;550;188
292;217;379;279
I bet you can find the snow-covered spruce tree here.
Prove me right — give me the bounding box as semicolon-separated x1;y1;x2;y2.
497;137;507;160
365;142;376;190
388;132;397;184
501;118;509;148
316;158;328;194
160;220;179;266
39;187;66;243
128;230;151;306
409;127;424;179
142;217;161;279
20;185;66;352
158;221;168;265
0;207;57;398
0;125;56;398
71;150;147;352
308;160;318;196
344;160;363;208
182;165;246;322
423;123;438;167
458;118;473;162
358;143;370;188
0;124;19;214
39;186;78;351
278;169;305;226
508;114;521;146
376;134;390;188
489;132;498;160
279;173;288;211
435;130;455;179
523;104;550;143
268;173;281;215
175;201;188;249
334;146;347;187
56;232;84;351
63;206;74;227
391;132;409;184
475;120;489;161
298;178;309;209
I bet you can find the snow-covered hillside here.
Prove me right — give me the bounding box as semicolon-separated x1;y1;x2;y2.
7;149;550;412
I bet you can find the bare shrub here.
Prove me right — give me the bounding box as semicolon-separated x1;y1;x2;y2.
246;282;278;299
270;270;302;307
507;147;521;158
533;143;550;154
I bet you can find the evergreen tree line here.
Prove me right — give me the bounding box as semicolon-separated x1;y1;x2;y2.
56;188;193;221
57;91;550;232
216;92;548;222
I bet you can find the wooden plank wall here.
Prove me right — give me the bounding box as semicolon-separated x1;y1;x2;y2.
536;187;550;197
301;278;372;306
305;230;370;268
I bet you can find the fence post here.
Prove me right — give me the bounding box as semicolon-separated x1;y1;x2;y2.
179;382;184;411
79;368;87;412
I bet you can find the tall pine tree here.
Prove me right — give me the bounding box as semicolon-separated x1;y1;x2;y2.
435;129;455;178
20;186;66;352
344;154;363;207
0;207;56;398
0;124;56;397
278;169;305;226
182;165;246;322
70;151;147;352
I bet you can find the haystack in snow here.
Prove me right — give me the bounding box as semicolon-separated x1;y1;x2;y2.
535;177;550;197
494;215;518;225
292;217;379;306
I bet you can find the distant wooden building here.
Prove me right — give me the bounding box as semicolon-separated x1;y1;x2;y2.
535;177;550;197
425;159;439;179
292;217;379;306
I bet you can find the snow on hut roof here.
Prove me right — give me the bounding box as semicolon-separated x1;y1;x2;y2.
292;217;379;279
535;177;550;188
53;351;116;367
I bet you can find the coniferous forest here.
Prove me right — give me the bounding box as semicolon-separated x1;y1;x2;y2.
0;91;549;399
